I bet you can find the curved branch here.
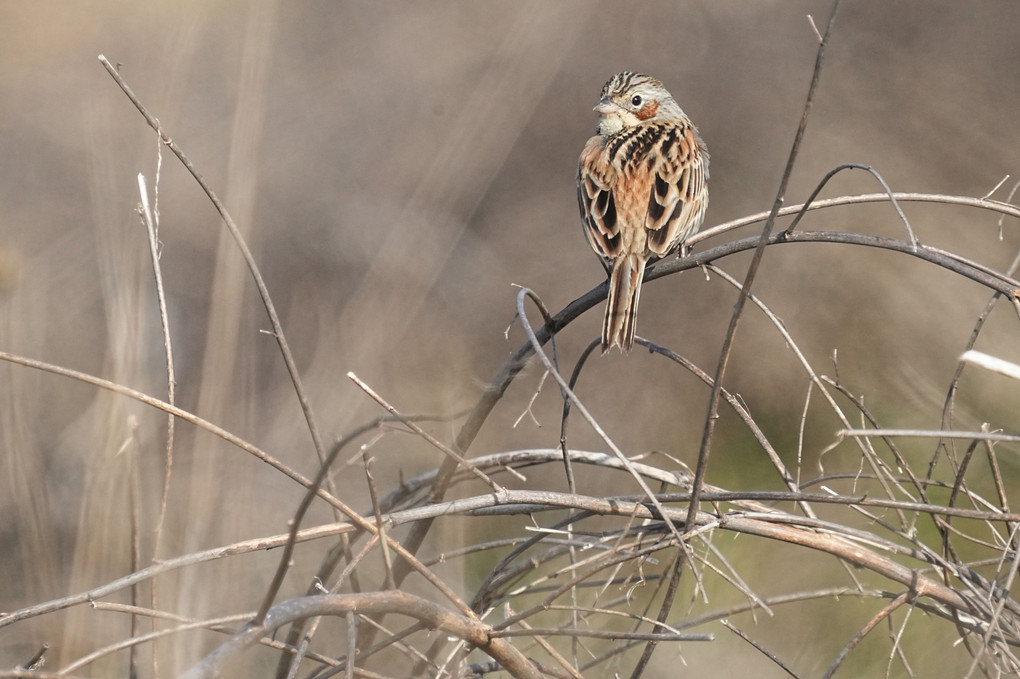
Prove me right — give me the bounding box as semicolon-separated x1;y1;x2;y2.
691;191;1020;249
179;592;543;679
451;219;1020;482
98;55;328;478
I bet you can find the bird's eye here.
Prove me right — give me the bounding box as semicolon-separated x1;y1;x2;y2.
630;95;643;107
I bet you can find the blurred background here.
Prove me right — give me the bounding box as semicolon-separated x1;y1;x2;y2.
2;1;1020;676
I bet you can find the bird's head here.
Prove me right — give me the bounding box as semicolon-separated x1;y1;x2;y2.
594;71;684;136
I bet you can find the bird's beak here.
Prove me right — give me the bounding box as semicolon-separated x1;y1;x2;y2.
594;97;622;115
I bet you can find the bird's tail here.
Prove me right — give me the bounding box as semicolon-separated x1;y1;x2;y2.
603;254;645;352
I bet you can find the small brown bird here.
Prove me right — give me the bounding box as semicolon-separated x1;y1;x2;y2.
577;72;709;352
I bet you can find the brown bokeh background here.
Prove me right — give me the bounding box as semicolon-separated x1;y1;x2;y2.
2;1;1019;676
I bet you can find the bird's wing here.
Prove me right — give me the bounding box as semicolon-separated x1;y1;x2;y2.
578;135;622;263
644;122;709;257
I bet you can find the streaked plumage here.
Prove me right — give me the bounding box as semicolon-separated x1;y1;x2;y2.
577;72;709;352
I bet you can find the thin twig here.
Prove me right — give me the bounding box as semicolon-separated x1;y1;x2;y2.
279;536;381;679
253;414;458;624
686;0;841;537
514;288;688;546
690;191;1020;250
97;52;329;505
961;350;1020;381
137;173;177;561
558;337;602;494
348;372;506;494
362;447;395;591
629;549;687;679
509;619;585;679
822;591;910;679
841;429;1020;442
0;351;329;495
932;228;1020;495
782;163;917;249
489;628;710;641
723;620;802;679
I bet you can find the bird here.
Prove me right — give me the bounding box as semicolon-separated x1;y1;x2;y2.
577;71;709;352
